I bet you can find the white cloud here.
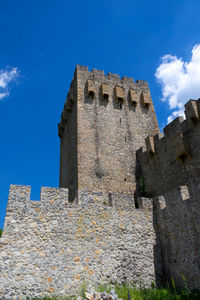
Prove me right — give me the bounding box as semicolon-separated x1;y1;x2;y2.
155;44;200;123
0;67;19;100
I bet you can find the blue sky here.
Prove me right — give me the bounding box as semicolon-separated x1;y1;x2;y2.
1;0;200;228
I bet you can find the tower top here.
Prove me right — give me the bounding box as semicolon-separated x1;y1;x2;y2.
75;64;149;88
59;65;159;201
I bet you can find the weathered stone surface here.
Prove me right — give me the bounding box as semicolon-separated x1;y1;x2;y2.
59;65;159;201
154;181;200;290
137;98;200;291
138;99;200;196
0;185;157;299
1;66;200;299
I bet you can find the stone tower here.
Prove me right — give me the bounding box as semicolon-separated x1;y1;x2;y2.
58;65;159;200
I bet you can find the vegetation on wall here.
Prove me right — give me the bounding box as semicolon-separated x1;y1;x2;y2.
138;175;148;197
0;228;2;238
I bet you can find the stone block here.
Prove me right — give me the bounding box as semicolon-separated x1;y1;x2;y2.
158;195;166;210
172;133;190;163
101;83;110;100
92;68;105;76
145;136;155;156
87;79;95;98
163;116;184;137
107;72;120;79
122;76;134;84
137;197;153;210
115;86;125;103
129;89;138;106
140;92;151;109
136;80;149;88
76;65;88;71
185;100;199;124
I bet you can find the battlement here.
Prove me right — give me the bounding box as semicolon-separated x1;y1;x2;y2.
1;183;156;299
6;185;153;213
58;65;155;135
7;185;69;212
137;98;200;196
140;117;189;161
141;99;200;154
76;64;149;87
153;180;200;290
75;64;150;103
154;185;190;212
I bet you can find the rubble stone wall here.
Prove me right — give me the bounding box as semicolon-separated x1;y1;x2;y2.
0;185;158;299
154;181;200;290
138;99;200;196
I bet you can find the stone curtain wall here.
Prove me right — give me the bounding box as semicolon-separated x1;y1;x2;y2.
154;181;200;290
0;185;157;299
59;65;159;199
138;99;200;196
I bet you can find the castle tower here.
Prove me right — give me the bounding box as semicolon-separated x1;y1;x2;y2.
58;65;159;200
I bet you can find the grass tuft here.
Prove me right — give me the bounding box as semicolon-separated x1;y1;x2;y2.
95;283;200;300
26;283;200;300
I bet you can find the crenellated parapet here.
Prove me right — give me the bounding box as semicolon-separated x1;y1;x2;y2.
6;185;153;214
75;64;152;110
6;185;69;213
58;65;159;200
137;98;200;196
58;65;157;138
75;64;149;87
154;185;190;212
0;182;156;299
153;181;200;290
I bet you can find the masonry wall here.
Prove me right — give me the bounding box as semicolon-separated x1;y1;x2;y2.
154;181;200;290
0;185;158;299
59;76;78;201
137;99;200;196
59;65;159;199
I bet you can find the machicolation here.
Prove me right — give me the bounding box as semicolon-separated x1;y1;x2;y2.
0;65;200;299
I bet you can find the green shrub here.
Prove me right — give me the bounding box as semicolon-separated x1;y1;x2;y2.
96;283;200;300
0;228;2;238
138;175;148;197
21;283;200;299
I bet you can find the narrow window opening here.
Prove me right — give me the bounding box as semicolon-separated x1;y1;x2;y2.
125;136;127;142
119;103;122;109
120;118;121;123
103;93;109;101
117;97;123;103
124;178;127;182
88;91;95;98
178;153;187;164
145;103;149;109
108;193;113;207
134;198;139;209
132;101;137;107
